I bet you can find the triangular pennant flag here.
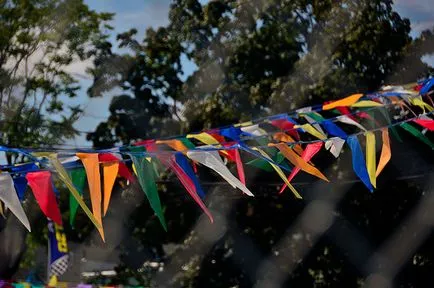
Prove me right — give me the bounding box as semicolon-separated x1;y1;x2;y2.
252;147;302;199
233;148;245;185
325;137;345;158
246;158;274;172
302;114;327;136
270;117;300;140
337;115;367;131
33;153;101;230
13;176;28;201
156;139;189;152
240;124;267;136
76;153;105;241
179;137;196;149
99;153;134;182
323;93;363;110
409;96;434;112
273;132;304;155
414;119;434;131
376;128;391;177
102;161;119;216
400;122;434;149
9;163;39;201
26;171;62;225
67;168;86;227
295;124;327;140
272;143;329;182
346;136;374;192
174;152;206;198
220;127;243;141
305;112;348;138
279;142;323;194
129;154;167;230
187;132;220;145
158;153;214;223
350;100;383;107
186;150;254;196
365;131;377;188
0;174;31;231
379;106;402;142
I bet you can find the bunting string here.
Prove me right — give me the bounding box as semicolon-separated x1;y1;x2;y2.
0;78;432;251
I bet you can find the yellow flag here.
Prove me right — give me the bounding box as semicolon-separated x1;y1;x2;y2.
48;275;57;287
32;153;101;230
271;143;329;182
76;153;105;242
409;97;434;112
351;100;383;108
376;128;391;177
365;131;376;188
186;132;228;156
323;93;363;110
187;132;220;145
295;124;327;140
253;147;302;199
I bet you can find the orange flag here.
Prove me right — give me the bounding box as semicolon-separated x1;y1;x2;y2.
376;128;391;177
156;139;188;152
102;161;119;216
323;93;363;110
271;143;329;182
273;132;304;155
76;153;105;241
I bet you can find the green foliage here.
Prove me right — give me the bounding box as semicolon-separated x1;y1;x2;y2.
84;0;434;286
0;0;113;279
0;0;113;162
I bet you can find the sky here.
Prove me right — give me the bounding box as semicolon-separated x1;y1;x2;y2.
66;0;434;148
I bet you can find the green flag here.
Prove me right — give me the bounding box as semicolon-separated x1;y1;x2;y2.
67;168;86;227
400;122;434;149
130;154;167;230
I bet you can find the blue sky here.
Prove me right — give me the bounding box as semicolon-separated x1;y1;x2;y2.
66;0;434;147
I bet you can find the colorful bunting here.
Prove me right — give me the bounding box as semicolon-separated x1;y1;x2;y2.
347;136;374;192
323;93;363;110
365;131;377;188
76;153;105;241
37;153;101;230
102;161;119;216
0;174;31;231
253;147;302;199
0;78;431;242
187;150;254;196
67;168;86;226
376;128;391;177
279;142;323;194
271;143;329;182
129;154;167;230
26;171;62;225
159;153;214;223
400;122;434;149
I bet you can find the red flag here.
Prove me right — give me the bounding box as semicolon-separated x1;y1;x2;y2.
414;119;434;131
279;142;323;194
271;119;300;140
26;171;62;225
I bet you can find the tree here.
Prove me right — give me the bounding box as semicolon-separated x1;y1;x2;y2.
0;0;113;278
0;0;113;163
84;0;434;287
